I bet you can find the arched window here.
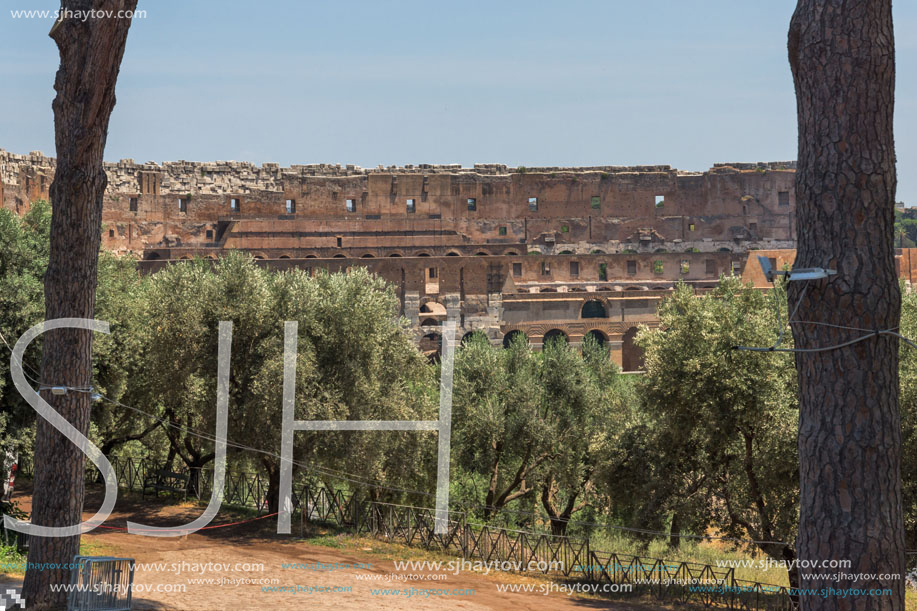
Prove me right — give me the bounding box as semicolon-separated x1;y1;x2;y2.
420;302;447;315
581;300;607;319
502;330;528;349
462;331;487;346
543;329;568;347
622;327;645;372
584;329;607;347
420;333;443;362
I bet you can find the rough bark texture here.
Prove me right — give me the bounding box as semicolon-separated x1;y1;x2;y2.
787;1;902;609
23;2;135;608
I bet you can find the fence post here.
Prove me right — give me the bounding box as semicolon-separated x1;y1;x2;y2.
584;537;591;581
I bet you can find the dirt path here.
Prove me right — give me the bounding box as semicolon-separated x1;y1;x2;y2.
4;486;655;610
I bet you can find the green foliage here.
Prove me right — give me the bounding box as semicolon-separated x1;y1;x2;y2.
895;208;917;247
134;253;435;502
630;278;798;561
0;201;51;456
898;285;917;549
452;333;628;531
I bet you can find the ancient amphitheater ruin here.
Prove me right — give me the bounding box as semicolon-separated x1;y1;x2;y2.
1;149;803;369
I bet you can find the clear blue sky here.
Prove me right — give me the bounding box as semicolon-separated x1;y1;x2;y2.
2;0;914;203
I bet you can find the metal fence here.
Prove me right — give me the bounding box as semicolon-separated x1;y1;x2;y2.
292;479;796;610
19;455;796;610
67;556;134;611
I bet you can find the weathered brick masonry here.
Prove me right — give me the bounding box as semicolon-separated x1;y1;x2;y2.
0;149;799;368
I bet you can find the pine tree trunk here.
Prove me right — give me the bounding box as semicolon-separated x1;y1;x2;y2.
22;3;135;608
787;1;903;609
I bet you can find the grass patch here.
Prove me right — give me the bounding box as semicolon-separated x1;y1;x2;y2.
0;544;27;578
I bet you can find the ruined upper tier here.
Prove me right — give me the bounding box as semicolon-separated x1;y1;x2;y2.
0;149;797;258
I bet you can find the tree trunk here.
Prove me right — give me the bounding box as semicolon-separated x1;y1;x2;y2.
788;2;902;609
23;3;135;608
668;511;680;549
95;421;158;483
265;465;281;515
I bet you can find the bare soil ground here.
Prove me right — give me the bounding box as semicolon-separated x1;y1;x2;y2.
2;483;663;611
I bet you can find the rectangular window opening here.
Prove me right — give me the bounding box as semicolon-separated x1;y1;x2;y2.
178;198;188;213
655;195;665;208
541;262;550;276
206;229;214;240
108;229;115;238
336;237;343;248
467;198;477;211
286;199;296;214
512;262;522;277
429;267;437;279
569;261;579;277
528;197;538;211
498;226;507;236
627;260;637;275
688;223;695;231
346;198;356;213
681;260;690;274
231;198;240;212
406;199;416;214
705;259;716;275
598;263;608;281
591;196;601;210
560;225;569;233
653;260;664;275
778;191;790;206
129;197;138;212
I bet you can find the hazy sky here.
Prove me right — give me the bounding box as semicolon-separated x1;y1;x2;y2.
2;1;914;203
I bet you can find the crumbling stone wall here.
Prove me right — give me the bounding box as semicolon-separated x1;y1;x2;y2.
0;149;797;258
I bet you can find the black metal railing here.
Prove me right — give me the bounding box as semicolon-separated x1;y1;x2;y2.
17;455;795;610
